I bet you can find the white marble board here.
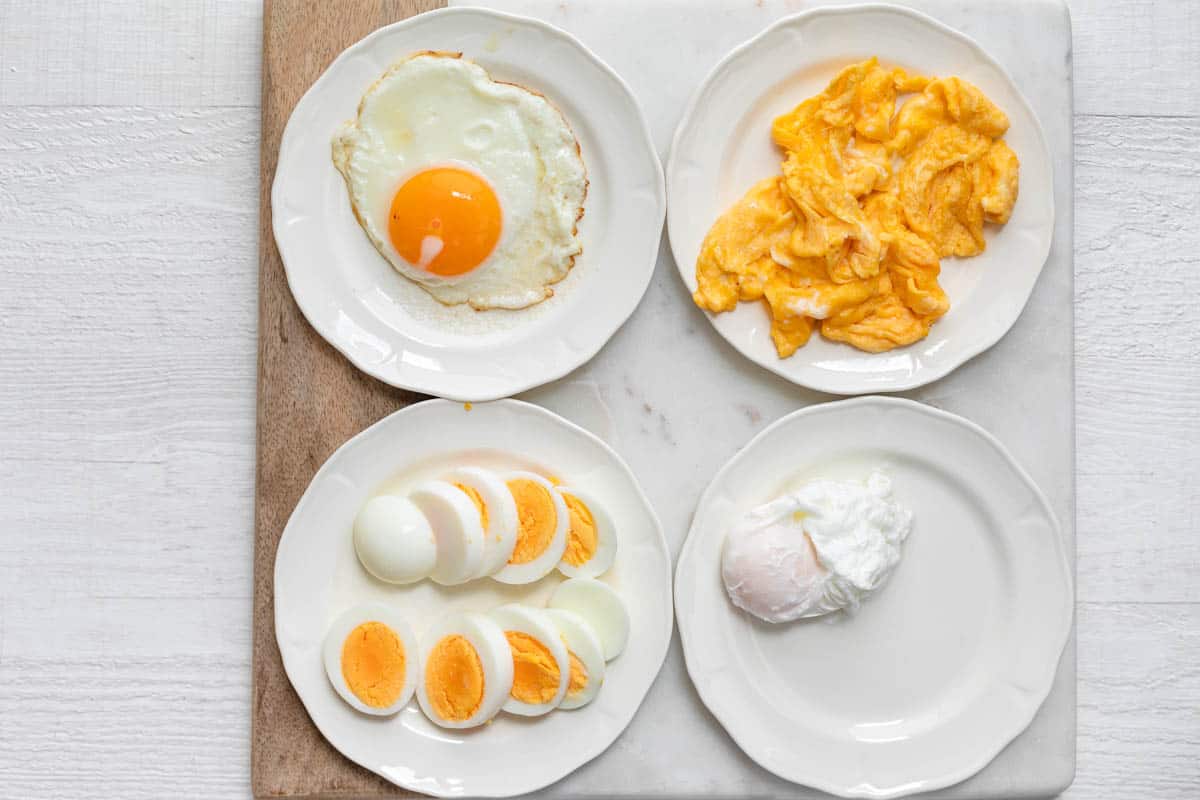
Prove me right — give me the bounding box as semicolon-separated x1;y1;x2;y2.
454;0;1076;797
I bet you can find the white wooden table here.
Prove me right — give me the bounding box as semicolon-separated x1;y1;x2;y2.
0;1;1196;797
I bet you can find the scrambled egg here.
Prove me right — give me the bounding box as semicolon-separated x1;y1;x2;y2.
694;58;1020;355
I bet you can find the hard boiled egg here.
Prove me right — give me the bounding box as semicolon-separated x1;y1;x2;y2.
416;611;513;729
549;577;629;661
323;604;419;716
409;480;485;585
352;494;437;584
489;604;570;716
491;472;568;585
545;608;606;710
555;487;617;579
444;467;519;578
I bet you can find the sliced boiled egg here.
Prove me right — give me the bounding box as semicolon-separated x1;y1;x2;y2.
416;611;513;729
323;604;419;716
549;577;630;661
545;608;606;710
489;604;570;716
352;494;437;585
491;471;568;585
555;487;617;579
409;480;485;585
445;467;519;578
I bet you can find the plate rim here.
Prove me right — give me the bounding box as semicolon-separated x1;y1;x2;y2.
672;394;1074;798
664;2;1056;396
270;6;666;402
273;397;675;797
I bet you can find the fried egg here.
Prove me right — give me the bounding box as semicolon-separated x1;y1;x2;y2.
445;467;519;578
549;577;629;661
693;58;1019;355
491;471;569;585
490;604;570;716
408;480;485;586
332;52;587;310
323;604;419;716
416;611;513;729
352;494;437;585
545;608;606;710
555;487;617;579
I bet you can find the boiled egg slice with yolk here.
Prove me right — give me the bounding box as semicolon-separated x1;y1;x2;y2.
549;577;630;661
491;471;569;585
490;604;571;716
416;611;513;729
555;486;617;579
444;467;519;579
323;604;419;716
545;608;606;710
352;494;438;585
409;480;485;586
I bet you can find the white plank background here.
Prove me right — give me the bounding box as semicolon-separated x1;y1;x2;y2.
0;0;1196;797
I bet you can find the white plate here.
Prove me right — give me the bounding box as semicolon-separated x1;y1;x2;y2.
674;396;1072;798
666;4;1055;395
274;398;673;797
272;8;665;401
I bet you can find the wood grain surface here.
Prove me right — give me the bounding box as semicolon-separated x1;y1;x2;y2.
253;1;444;797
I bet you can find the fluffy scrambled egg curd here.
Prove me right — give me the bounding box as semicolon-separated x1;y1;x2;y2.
693;58;1020;355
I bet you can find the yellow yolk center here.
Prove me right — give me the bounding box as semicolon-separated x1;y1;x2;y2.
561;493;597;567
388;166;502;277
506;479;557;564
566;649;588;698
454;483;490;533
505;631;561;704
424;634;485;722
340;621;407;709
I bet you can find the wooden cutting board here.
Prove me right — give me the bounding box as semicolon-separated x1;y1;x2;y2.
253;2;444;797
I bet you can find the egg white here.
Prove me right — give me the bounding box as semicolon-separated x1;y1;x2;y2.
416;611;513;729
444;467;519;578
544;608;606;710
322;604;420;716
408;480;485;585
352;494;437;585
549;577;629;661
489;604;570;716
491;471;569;585
332;52;587;310
555;486;617;579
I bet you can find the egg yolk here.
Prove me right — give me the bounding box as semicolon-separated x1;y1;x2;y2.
506;479;557;564
561;493;598;567
424;634;485;722
388;166;502;277
505;631;561;704
566;649;589;698
340;621;407;709
454;483;490;534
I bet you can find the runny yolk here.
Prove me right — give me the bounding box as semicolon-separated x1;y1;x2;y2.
561;493;597;567
506;479;557;564
425;634;485;722
341;621;406;709
566;648;589;698
388;166;501;277
505;631;561;704
454;483;490;534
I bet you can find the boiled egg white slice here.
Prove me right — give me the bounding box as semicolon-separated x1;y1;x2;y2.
322;603;419;716
416;611;513;729
409;480;485;586
555;486;617;579
445;467;519;578
491;471;568;585
352;494;437;585
549;577;630;661
489;604;570;716
544;608;606;710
